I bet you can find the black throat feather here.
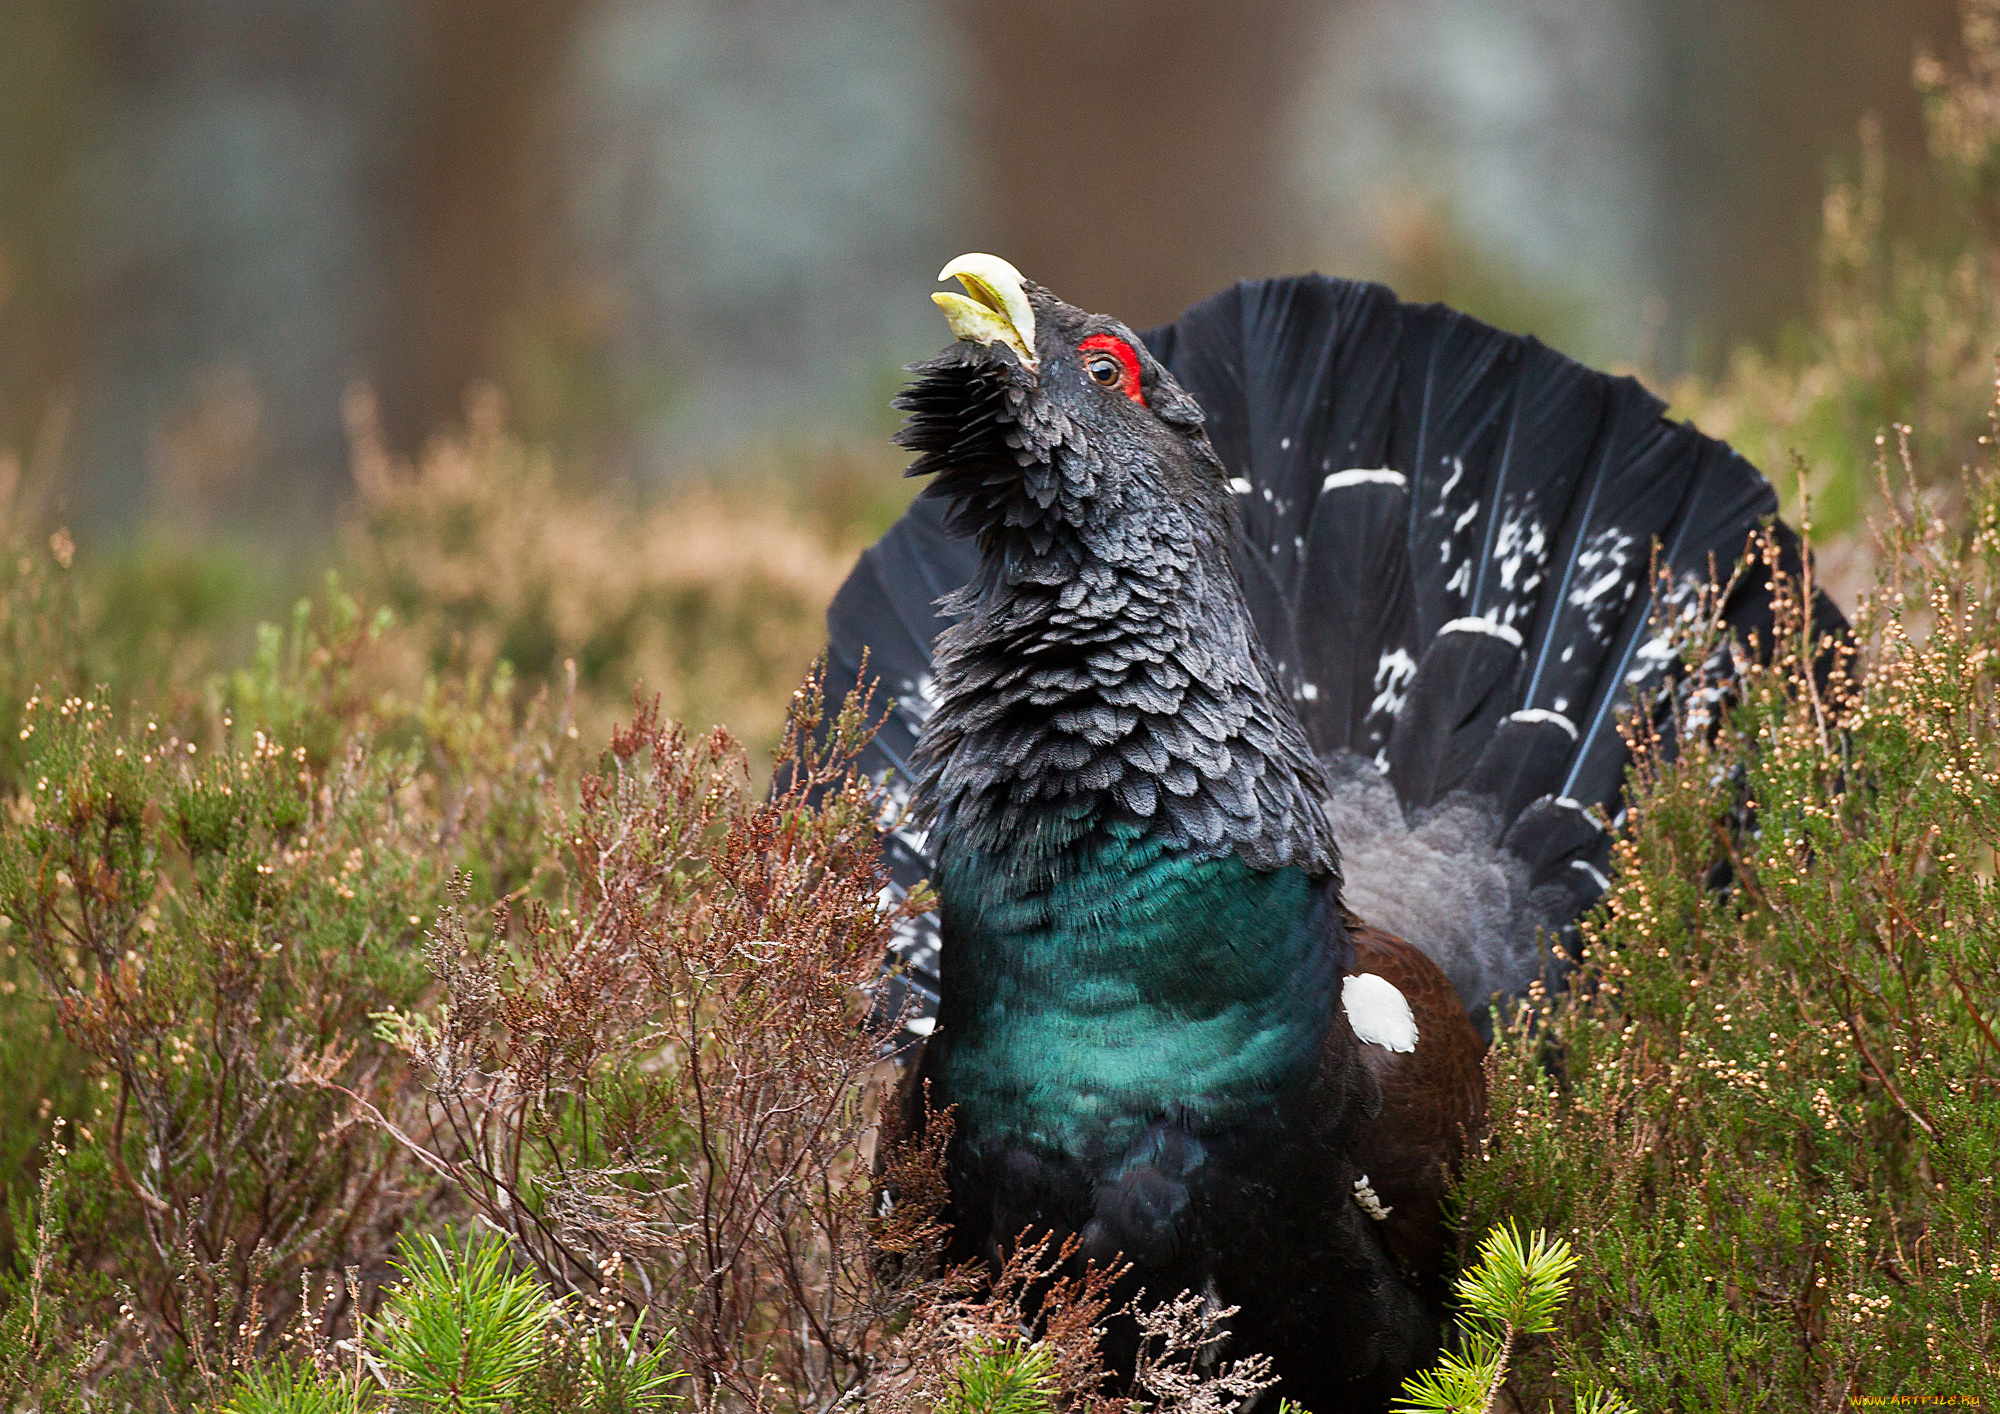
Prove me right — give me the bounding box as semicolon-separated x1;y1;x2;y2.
894;338;1341;881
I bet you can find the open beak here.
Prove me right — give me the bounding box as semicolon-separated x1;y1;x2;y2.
931;253;1039;372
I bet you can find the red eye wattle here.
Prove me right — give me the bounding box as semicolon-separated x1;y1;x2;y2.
1078;333;1145;406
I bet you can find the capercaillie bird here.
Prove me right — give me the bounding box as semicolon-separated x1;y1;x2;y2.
826;255;1844;1409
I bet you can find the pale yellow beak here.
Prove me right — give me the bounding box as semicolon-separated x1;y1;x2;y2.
931;253;1039;371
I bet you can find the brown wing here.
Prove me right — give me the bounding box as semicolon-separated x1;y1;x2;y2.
1341;918;1488;1284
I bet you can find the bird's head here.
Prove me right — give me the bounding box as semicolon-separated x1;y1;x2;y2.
895;253;1226;551
896;255;1339;877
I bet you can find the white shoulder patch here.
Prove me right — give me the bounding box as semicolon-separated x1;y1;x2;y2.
1342;972;1418;1053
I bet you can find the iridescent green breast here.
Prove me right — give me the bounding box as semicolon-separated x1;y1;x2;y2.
932;821;1337;1158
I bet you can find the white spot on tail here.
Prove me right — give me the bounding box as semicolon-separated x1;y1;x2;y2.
1628;631;1679;684
1322;468;1406;492
1370;648;1418;717
1432;455;1466;509
903;674;942;725
1280;437;1292;450
1440;617;1524;648
1568;527;1638;622
1299;682;1320;702
1343;973;1418;1052
1228;477;1253;494
904;1015;936;1037
1508;708;1578;740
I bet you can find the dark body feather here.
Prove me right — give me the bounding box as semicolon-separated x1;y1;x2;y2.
838;271;1842;1410
845;276;1844;1039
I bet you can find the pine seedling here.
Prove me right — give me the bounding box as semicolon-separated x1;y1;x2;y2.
580;1327;684;1414
372;1230;554;1411
942;1338;1060;1414
517;1321;686;1414
220;1358;373;1414
1394;1224;1626;1414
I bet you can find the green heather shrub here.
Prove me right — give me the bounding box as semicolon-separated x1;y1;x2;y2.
340;383;903;762
1457;455;2000;1406
0;1123;107;1412
0;557;583;1398
0;685;432;1383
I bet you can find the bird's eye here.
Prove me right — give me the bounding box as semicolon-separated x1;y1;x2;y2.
1077;332;1146;405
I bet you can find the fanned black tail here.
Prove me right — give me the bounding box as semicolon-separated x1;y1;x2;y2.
830;275;1845;1037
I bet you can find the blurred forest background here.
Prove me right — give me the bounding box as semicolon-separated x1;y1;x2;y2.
11;6;2000;1404
0;0;1985;751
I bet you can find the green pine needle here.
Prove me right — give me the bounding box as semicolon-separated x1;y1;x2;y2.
373;1229;555;1412
221;1358;370;1414
1452;1224;1577;1340
1394;1223;1609;1414
1394;1346;1504;1414
942;1339;1059;1414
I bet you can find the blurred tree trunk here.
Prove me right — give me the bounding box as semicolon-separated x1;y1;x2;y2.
375;0;592;452
0;1;100;471
954;0;1323;329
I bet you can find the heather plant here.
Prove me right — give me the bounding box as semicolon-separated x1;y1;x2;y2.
341;383;903;762
0;568;585;1397
0;517;117;1344
1455;445;2000;1406
338;671;960;1411
0;1123;106;1412
0;685;434;1385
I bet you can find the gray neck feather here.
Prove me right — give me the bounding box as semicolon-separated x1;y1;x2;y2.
912;420;1340;880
